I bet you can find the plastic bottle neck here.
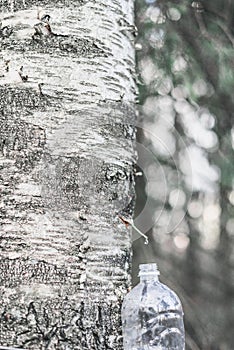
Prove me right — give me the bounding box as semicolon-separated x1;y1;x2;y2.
139;263;160;282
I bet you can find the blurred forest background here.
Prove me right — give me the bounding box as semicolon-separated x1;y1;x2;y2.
133;0;234;349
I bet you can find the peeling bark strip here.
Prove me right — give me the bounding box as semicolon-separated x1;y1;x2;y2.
0;0;136;348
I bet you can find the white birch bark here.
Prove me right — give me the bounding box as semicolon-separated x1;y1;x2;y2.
0;0;136;348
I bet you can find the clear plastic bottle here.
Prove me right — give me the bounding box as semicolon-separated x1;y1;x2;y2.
122;263;185;350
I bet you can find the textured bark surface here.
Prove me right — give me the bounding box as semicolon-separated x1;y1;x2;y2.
0;0;136;348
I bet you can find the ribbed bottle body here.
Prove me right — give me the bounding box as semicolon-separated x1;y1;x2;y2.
122;264;185;350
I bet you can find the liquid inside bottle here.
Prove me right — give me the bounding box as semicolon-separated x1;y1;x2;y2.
122;263;185;350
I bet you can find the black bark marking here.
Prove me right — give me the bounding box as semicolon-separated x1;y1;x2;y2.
0;0;87;13
0;258;70;287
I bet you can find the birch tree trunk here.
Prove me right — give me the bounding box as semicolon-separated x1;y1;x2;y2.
0;0;136;348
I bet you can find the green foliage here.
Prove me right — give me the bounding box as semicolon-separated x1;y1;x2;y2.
135;1;234;349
